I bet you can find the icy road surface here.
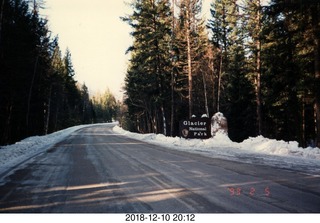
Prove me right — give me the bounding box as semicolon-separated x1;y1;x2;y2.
0;124;319;213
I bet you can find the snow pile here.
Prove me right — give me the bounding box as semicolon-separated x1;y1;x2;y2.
0;125;88;168
113;126;320;160
113;125;320;173
240;136;320;159
1;121;319;177
114;125;235;149
0;123;121;176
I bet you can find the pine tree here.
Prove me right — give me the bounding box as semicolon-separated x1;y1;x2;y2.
208;0;256;141
80;83;91;124
175;0;203;118
242;0;263;135
122;0;172;134
260;0;320;146
310;2;320;147
92;89;118;123
0;0;5;48
0;0;105;145
208;0;238;112
0;0;52;143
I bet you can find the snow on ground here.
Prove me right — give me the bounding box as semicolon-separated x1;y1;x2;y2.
1;122;319;176
0;125;81;170
113;126;320;174
0;123;114;176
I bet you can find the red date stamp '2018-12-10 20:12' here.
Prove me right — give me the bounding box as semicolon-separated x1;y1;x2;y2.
228;187;271;197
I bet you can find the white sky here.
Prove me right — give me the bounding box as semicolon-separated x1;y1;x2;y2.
42;0;133;99
40;0;236;99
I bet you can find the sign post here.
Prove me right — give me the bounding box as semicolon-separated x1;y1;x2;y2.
179;117;211;139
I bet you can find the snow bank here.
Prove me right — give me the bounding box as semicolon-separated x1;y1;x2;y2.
114;125;235;148
113;126;320;161
0;124;96;169
113;126;320;173
0;123;122;178
240;136;320;159
1;122;319;177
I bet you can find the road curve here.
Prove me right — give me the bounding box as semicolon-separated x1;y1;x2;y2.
0;124;319;213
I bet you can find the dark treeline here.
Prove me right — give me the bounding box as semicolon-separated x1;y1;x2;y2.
0;0;118;145
122;0;320;147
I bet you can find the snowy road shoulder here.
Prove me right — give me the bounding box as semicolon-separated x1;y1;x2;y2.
0;125;83;177
1;123;319;178
0;123;116;177
113;126;320;174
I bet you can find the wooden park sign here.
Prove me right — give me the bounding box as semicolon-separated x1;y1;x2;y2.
179;117;211;139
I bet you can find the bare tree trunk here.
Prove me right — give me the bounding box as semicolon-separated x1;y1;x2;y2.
44;85;52;135
255;0;262;135
186;11;193;118
26;55;38;130
202;70;209;117
2;101;13;144
33;0;37;14
170;68;175;136
170;0;175;136
210;51;216;114
0;0;5;49
161;105;167;136
152;109;157;133
314;49;320;148
146;112;151;133
311;5;320;147
256;39;262;135
217;50;223;112
302;97;306;147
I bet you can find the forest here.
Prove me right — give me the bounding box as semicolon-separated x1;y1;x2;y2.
0;0;118;145
122;0;320;147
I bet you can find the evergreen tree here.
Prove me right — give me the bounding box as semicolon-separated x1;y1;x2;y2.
175;0;204;118
80;83;91;124
0;0;52;143
121;0;320;146
207;0;239;112
242;0;263;135
208;0;256;141
263;0;320;146
122;0;172;134
0;0;96;144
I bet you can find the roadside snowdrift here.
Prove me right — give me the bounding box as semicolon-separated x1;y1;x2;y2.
113;126;320;173
1;122;319;176
113;126;320;160
0;125;86;168
0;124;116;169
240;136;320;159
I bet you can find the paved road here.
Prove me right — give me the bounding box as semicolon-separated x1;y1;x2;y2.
0;125;320;213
